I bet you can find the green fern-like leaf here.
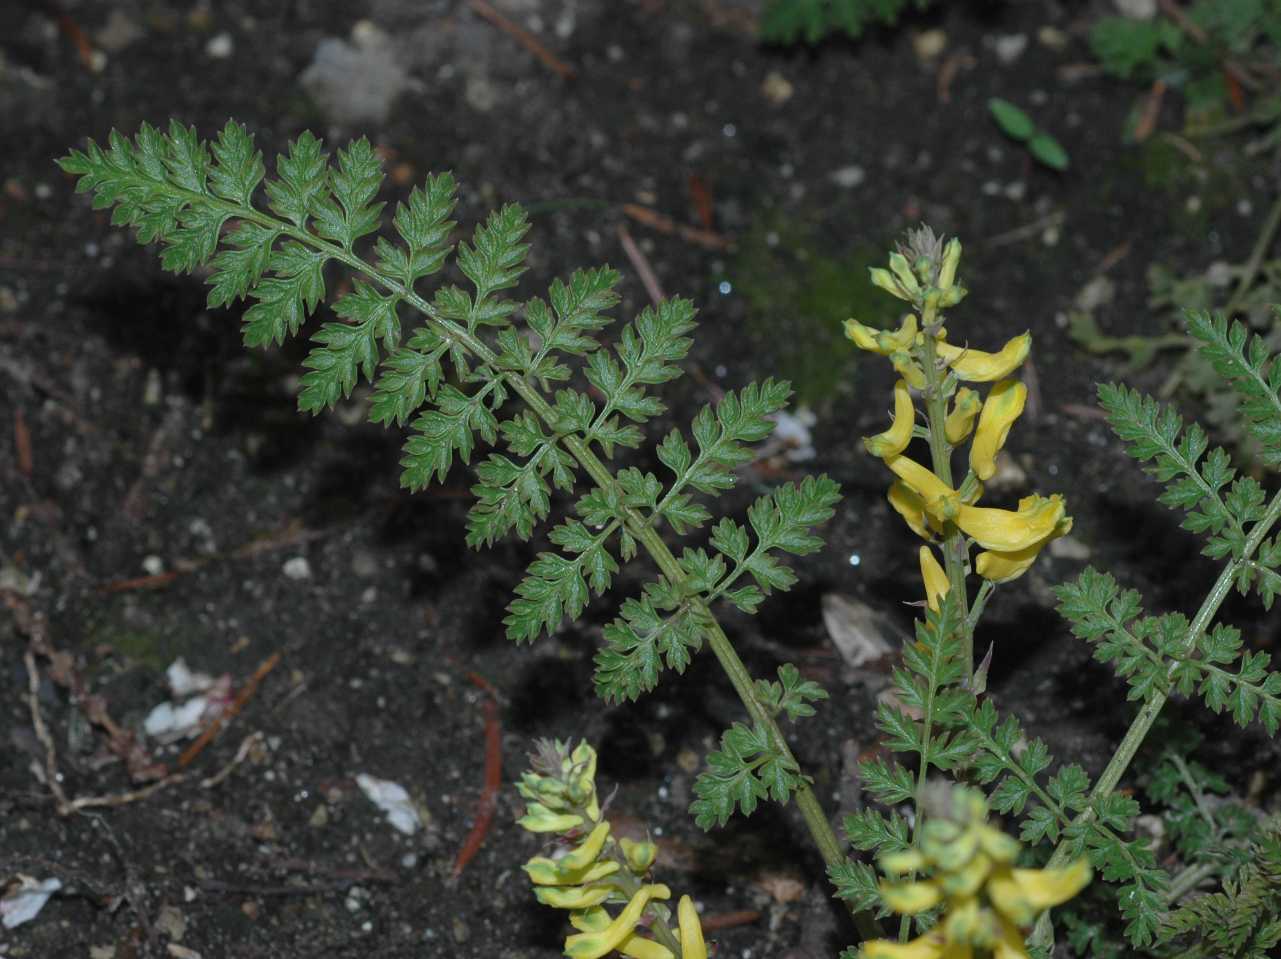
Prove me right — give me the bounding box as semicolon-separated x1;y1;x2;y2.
1187;310;1281;468
690;722;804;828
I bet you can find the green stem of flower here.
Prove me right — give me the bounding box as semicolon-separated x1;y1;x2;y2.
917;317;973;679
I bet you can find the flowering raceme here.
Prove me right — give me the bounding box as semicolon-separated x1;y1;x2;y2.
517;740;707;959
846;230;1069;610
862;787;1091;959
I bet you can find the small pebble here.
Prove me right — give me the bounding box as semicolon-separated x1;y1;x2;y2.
828;165;865;189
206;32;234;59
282;556;312;580
142;555;165;576
761;70;793;104
913;29;947;61
993;34;1028;65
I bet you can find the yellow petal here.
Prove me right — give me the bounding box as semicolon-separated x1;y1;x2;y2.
865;379;917;459
879;879;943;915
891;351;927;390
885;455;959;520
519;803;585;833
945;388;982;445
919;546;950;612
889;252;922;296
989;858;1093;927
559;821;612;872
846;313;919;355
976;825;1022;865
992;917;1031;959
678;895;707;959
937;333;1031;382
862;932;948;959
938;238;962;291
570;909;676;959
975;512;1071;584
955;495;1066;552
564;884;671;959
525;855;616;886
534;885;614;909
888;482;935;542
871;266;914;302
880;848;927;875
844;318;882;351
969;380;1026;481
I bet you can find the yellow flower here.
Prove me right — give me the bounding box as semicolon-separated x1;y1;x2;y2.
885;455;960;521
919;546;949;612
938;238;962;292
678;895;707;959
518;802;585;833
936;333;1031;383
864;788;1090;959
968;381;1026;481
533;885;614;909
889;481;937;542
954;495;1067;552
865;379;916;459
973;501;1072;584
945;388;982;445
891;351;928;390
564;884;671;959
570;909;674;959
845;313;919;355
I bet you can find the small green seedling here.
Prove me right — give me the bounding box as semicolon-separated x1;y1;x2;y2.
988;97;1070;172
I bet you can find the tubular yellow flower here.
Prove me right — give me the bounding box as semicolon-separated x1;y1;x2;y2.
955;495;1067;552
938;238;961;291
533;885;614;909
563;884;671;959
865;379;916;459
569;909;675;959
678;895;707;959
986;858;1093;928
845;313;919;355
523;856;618;886
879;879;943;915
885;455;960;521
556;821;612;872
936;333;1031;382
889;481;936;542
975;513;1072;584
968;380;1026;481
518;802;585;833
889;252;922;297
945;387;982;445
891;351;928;390
919;546;949;612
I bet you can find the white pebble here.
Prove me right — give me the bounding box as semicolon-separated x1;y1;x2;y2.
282;556;312;580
206;32;234;59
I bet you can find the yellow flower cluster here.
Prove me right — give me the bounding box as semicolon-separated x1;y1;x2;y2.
517;740;706;959
846;231;1070;607
864;788;1091;959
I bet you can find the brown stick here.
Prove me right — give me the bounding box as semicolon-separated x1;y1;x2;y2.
14;406;33;476
452;672;503;878
468;0;576;80
621;203;730;250
177;652;281;769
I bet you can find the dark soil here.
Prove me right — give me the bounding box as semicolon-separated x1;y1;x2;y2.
2;1;1278;958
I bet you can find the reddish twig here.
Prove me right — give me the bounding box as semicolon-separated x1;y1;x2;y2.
14;406;33;476
687;175;714;231
468;0;575;80
621;203;730;250
43;0;97;71
700;909;761;932
452;672;502;878
178;652;281;769
617;224;667;304
1133;79;1167;143
97;571;183;593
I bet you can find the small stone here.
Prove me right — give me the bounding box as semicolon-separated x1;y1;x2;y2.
761;70;794;105
90;947;116;959
351;551;379;578
1038;26;1068;50
913;29;947;61
144;368;163;406
1186;195;1202;214
993;33;1028;65
1048;535;1091;561
828;165;865;189
452;917;470;944
142;555;165;576
1075;276;1115;312
282;556;312;580
464;73;497;112
155;904;187;942
1114;0;1157;19
676;748;699;774
205;32;233;59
